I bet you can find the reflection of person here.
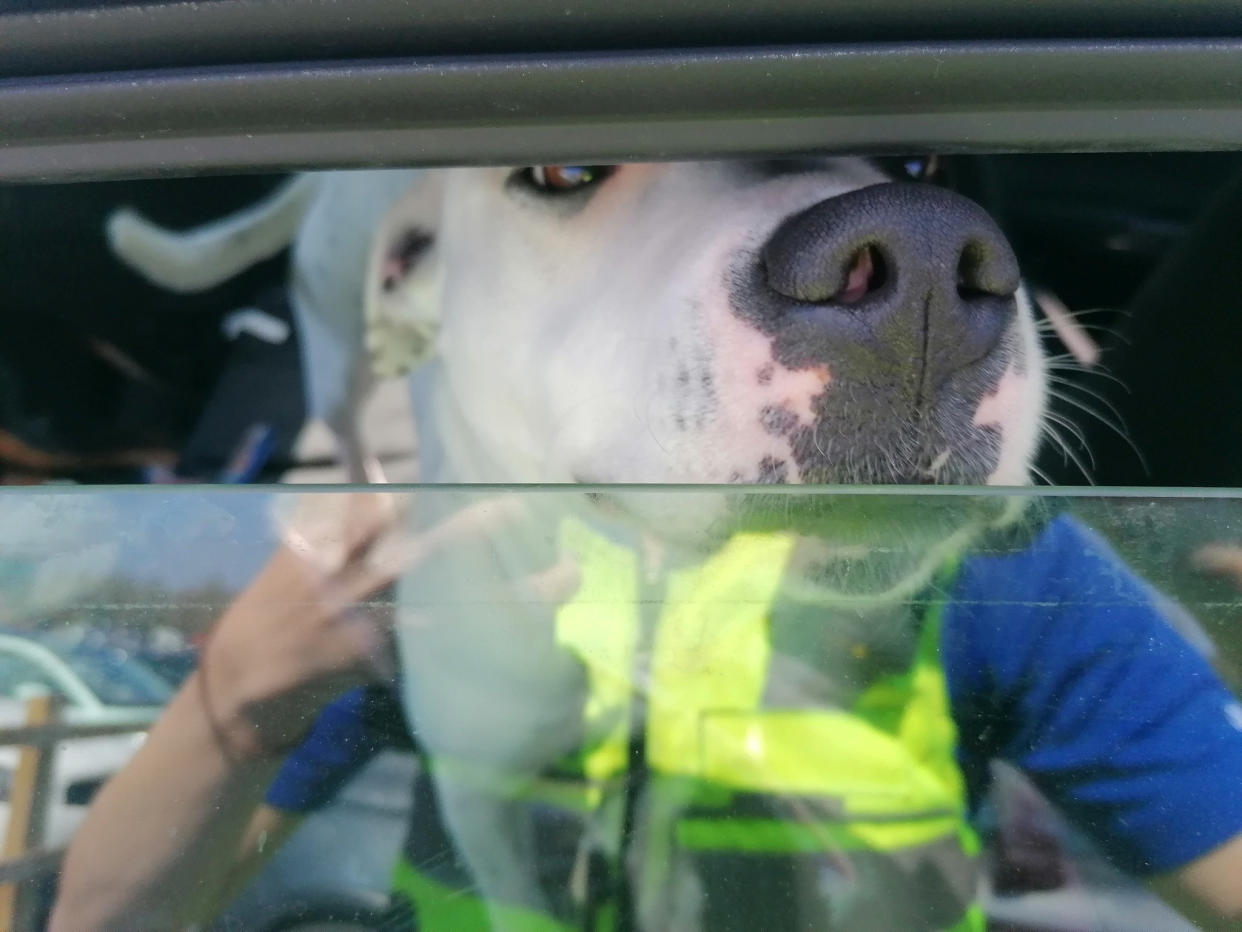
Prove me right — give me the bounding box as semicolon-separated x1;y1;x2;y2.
48;495;405;931
51;511;1242;930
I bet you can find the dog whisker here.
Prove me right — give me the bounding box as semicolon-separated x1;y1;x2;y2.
1039;418;1095;484
1045;363;1130;392
1042;409;1094;468
1046;385;1147;472
1050;377;1132;431
1027;462;1056;486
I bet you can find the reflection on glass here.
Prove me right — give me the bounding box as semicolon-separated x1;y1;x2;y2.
33;634;172;710
8;486;1242;932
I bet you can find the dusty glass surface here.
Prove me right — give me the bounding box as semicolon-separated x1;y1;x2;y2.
6;155;1242;930
2;485;1240;931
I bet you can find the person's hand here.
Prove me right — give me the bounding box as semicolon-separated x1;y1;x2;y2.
1193;542;1242;591
198;491;407;760
197;491;580;762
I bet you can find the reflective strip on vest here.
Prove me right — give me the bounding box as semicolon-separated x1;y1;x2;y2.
675;813;964;854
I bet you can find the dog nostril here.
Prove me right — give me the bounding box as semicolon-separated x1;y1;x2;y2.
956;240;1006;300
956;243;984;299
837;245;886;305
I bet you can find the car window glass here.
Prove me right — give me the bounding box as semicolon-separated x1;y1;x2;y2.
3;156;1242;932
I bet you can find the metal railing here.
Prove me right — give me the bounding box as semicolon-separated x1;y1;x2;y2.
0;696;148;932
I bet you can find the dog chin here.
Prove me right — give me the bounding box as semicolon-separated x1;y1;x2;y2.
577;475;1033;602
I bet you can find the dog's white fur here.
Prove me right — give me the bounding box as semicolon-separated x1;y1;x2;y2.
109;162;1047;930
107;175;319;294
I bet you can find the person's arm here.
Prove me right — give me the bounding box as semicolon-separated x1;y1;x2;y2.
50;681;289;931
1149;835;1242;928
947;516;1242;928
1145;541;1242;926
50;496;402;932
51;493;565;931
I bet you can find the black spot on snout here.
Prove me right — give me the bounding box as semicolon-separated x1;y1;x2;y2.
756;457;789;484
760;404;798;437
757;364;774;385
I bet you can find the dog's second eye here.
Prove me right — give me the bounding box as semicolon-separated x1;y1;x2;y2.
521;165;614;193
873;154;941;183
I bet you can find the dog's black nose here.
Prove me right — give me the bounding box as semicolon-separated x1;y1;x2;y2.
760;182;1019;393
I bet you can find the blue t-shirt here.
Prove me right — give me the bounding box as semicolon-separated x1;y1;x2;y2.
267;514;1242;877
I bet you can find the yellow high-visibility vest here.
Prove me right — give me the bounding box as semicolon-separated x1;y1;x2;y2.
392;518;983;932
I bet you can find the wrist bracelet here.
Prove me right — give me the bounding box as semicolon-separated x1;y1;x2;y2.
196;633;307;764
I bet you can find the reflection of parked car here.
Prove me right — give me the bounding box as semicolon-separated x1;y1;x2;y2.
134;646;198;689
0;630;174;713
0;630;170;848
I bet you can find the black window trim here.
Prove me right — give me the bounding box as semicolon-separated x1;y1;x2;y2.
4;2;1242;181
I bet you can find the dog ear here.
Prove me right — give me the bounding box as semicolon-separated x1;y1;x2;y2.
365;174;445;378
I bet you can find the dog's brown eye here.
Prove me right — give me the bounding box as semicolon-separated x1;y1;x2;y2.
523;165;614;193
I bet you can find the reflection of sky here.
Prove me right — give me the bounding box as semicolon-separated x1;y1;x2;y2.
0;488;281;604
107;489;280;591
5;486;1242;628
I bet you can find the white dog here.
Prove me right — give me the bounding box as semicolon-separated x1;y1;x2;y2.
368;163;1043;486
368;161;1046;929
109;161;1047;930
